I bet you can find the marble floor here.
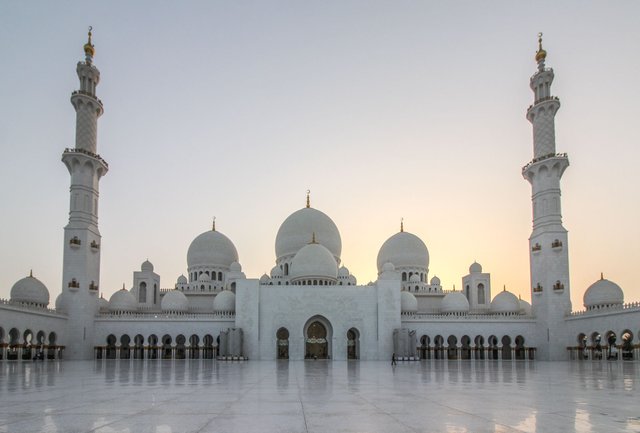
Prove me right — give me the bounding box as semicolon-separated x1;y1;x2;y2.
0;360;638;433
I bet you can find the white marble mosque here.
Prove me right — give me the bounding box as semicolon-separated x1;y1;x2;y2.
1;32;639;364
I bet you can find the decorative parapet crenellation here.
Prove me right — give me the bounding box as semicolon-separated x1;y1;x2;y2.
569;302;640;317
0;298;66;315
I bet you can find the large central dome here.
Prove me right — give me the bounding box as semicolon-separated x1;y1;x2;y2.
275;207;342;261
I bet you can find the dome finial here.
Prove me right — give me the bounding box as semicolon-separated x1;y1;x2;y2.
122;283;125;290
600;272;604;280
535;32;547;66
84;26;95;63
306;189;311;208
311;232;317;244
29;269;33;277
503;285;506;292
212;216;216;231
400;218;404;232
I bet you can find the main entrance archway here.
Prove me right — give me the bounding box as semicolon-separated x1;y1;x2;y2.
304;316;332;359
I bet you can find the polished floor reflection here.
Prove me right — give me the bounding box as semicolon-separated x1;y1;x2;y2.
0;360;638;432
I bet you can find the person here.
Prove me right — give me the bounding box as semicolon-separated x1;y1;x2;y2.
391;352;397;366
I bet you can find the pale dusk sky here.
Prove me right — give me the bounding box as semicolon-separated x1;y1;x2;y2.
0;1;639;310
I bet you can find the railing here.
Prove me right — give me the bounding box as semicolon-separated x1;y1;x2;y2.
97;311;235;319
71;90;103;105
570;302;640;316
522;152;568;172
63;148;109;168
0;298;64;315
529;95;560;108
403;312;533;320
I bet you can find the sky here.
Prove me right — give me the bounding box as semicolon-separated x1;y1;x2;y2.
0;1;639;311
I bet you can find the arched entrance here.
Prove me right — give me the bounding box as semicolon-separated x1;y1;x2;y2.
304;316;332;360
347;328;359;360
277;328;289;359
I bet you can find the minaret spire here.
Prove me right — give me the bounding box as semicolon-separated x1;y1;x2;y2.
306;189;311;208
84;26;95;64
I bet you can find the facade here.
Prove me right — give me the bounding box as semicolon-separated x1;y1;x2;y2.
1;33;639;362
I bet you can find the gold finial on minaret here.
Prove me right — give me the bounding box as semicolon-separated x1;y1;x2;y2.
84;26;95;62
535;32;547;64
400;218;404;232
306;189;311;208
212;216;216;231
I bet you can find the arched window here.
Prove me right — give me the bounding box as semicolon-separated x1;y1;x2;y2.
402;272;407;281
139;282;147;303
284;263;289;276
218;271;223;281
477;283;485;304
153;284;157;304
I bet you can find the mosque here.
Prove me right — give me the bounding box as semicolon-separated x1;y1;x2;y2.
1;32;639;362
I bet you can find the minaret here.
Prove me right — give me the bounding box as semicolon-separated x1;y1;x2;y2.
522;34;571;360
61;28;108;359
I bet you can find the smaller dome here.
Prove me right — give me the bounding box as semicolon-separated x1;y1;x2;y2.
400;291;418;313
290;242;338;281
348;275;357;285
98;295;110;312
230;262;242;272
213;290;236;313
382;262;395;273
441;291;470;314
430;276;441;286
377;231;429;273
109;289;137;313
583;277;624;309
176;274;187;285
259;273;270;284
141;260;154;272
10;273;50;307
469;262;482;274
161;290;189;312
338;266;350;278
519;298;532;316
409;274;420;283
55;291;70;313
198;273;211;283
270;265;283;278
490;290;520;314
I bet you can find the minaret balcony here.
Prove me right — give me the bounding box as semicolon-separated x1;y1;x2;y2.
531;243;542;253
522;153;569;177
89;281;99;291
68;279;80;290
63;148;109;169
69;237;82;248
90;240;100;251
71;90;103;106
553;281;564;292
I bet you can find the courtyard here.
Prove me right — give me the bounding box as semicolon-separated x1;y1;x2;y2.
0;360;638;433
